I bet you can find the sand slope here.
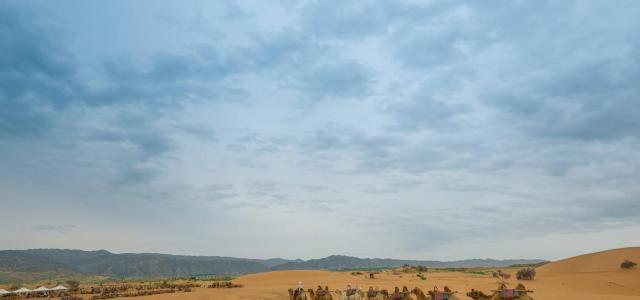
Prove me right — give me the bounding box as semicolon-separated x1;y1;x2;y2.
116;266;640;300
538;247;640;276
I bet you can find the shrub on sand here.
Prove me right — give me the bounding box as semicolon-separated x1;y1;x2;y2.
621;259;637;269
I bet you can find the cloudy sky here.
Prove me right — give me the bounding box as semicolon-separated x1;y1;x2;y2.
1;0;639;261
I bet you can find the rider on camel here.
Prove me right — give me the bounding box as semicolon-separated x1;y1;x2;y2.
392;286;402;299
346;284;356;296
367;286;377;298
293;282;303;299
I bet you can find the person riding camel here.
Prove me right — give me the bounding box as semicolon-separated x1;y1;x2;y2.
346;284;355;296
392;287;402;300
316;285;325;296
367;286;377;298
293;282;303;299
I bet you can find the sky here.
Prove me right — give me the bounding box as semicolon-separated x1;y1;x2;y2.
1;0;639;261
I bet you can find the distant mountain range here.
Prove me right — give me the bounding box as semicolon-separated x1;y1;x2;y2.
0;249;545;280
270;255;546;270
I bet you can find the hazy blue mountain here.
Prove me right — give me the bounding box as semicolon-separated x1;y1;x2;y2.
0;249;271;278
0;249;545;279
270;255;546;270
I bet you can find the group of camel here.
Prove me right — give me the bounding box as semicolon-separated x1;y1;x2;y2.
466;284;533;300
289;283;533;300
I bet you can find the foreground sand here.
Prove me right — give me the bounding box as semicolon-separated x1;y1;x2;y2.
124;267;639;300
132;247;640;299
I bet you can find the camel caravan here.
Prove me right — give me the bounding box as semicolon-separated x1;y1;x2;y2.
290;283;533;300
467;283;534;300
289;284;459;300
411;286;459;300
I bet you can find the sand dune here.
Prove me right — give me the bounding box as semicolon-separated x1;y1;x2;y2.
538;247;640;276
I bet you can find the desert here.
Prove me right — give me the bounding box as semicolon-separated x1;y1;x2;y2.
2;248;639;300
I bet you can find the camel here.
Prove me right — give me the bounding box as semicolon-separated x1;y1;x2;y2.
361;288;389;300
386;287;412;300
308;288;333;300
412;286;458;300
335;288;363;300
466;284;533;300
289;288;309;300
466;289;493;300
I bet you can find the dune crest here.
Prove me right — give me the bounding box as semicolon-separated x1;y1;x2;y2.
538;247;640;276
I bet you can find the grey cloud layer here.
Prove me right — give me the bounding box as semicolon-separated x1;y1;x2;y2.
1;0;639;259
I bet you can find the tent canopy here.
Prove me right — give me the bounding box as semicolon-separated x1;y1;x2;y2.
13;287;31;293
51;285;68;291
34;286;50;292
0;289;10;295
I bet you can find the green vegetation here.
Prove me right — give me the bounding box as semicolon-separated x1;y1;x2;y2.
118;275;236;282
464;270;487;275
427;267;487;275
0;271;110;285
508;261;549;268
0;273;240;287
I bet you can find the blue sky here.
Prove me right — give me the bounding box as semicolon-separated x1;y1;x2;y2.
1;0;639;260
